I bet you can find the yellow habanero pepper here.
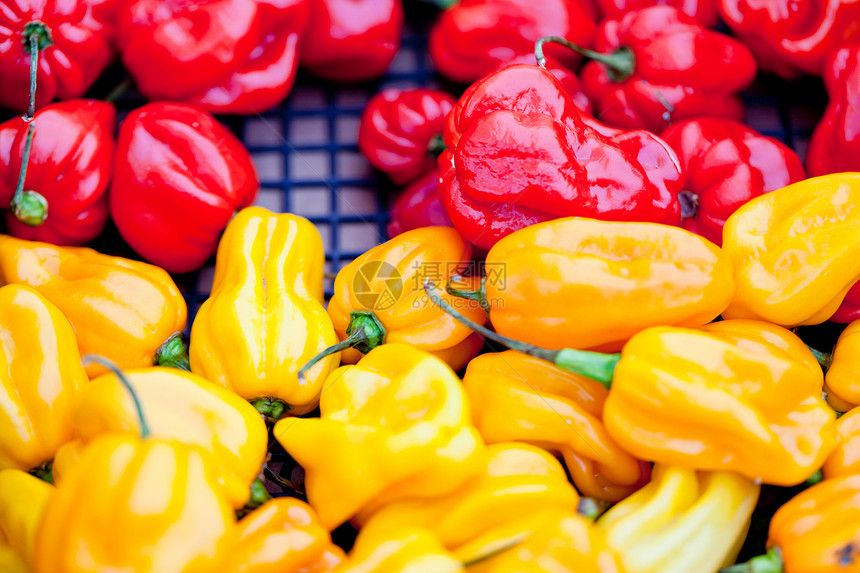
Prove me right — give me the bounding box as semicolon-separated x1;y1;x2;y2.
35;434;235;573
318;226;484;372
226;497;345;573
0;235;186;377
190;206;338;418
51;367;268;509
722;173;860;326
727;473;860;573
823;407;860;479
598;465;759;573
462;351;650;502
358;443;580;548
336;523;464;573
0;285;87;473
822;320;860;411
482;217;734;352
274;343;484;530
0;469;54;570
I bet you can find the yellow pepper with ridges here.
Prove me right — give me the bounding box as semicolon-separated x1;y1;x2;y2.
823;407;860;479
823;320;860;411
722;173;860;326
0;469;54;570
0;285;87;473
0;235;186;377
336;523;464;573
190;206;338;418
597;465;759;573
462;351;650;502
51;367;268;509
358;443;580;547
274;343;485;530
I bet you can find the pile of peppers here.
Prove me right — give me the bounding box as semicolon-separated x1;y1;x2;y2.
2;0;860;572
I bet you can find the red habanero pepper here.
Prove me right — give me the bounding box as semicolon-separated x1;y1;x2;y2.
118;0;310;114
0;100;114;245
299;0;403;82
594;0;719;27
438;64;683;251
548;5;756;133
387;170;454;239
110;103;259;274
429;0;597;84
0;0;119;113
359;88;456;185
719;0;860;79
492;54;593;116
832;287;860;324
660;118;805;246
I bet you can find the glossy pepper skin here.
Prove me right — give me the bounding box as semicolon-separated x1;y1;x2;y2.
111;103;259;273
604;323;836;486
0;285;87;472
598;464;759;573
386;170;454;238
824;407;860;480
359;443;581;545
0;469;54;570
0;100;114;245
0;0;118;112
274;344;485;530
359;89;456;185
823;320;860;412
719;0;860;79
661;118;805;246
722;173;860;326
328;226;484;369
227;498;345;572
190;207;338;416
579;6;757;132
492;55;593;116
53;367;268;509
119;0;310;114
429;0;596;84
439;65;684;251
595;0;718;26
0;235;187;377
484;217;734;352
299;0;402;82
462;352;649;502
338;524;464;573
34;435;235;573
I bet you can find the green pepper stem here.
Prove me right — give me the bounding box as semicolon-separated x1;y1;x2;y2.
460;532;527;567
807;346;833;371
297;310;386;386
423;280;618;387
155;332;191;371
251;398;293;421
577;497;611;521
105;76;133;103
535;36;635;82
720;547;783;573
297;333;361;386
446;274;490;314
81;354;150;439
427;133;447;159
29;461;54;484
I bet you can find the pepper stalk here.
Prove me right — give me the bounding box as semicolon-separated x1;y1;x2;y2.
81;354;151;438
535;35;635;82
296;310;386;385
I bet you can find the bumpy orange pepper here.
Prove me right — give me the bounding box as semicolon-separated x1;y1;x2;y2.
823;407;860;480
323;226;484;371
722;173;860;326
462;351;649;502
0;235;186;377
483;217;734;351
823;320;860;412
0;285;87;473
190;207;338;418
0;469;54;570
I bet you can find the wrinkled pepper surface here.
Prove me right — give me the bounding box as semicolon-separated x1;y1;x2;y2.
53;367;268;509
824;407;860;480
439;65;684;250
492;54;593;116
274;344;485;530
575;6;756;132
337;523;464;573
661;117;805;246
719;0;860;78
359;88;456;185
824;320;860;412
190;207;338;418
484;217;734;351
0;235;187;377
0;285;87;473
0;100;114;245
0;469;54;570
119;0;310;113
594;0;718;26
35;434;235;573
463;352;649;501
327;226;484;369
722;173;860;326
111;103;259;273
386;170;454;239
429;0;596;84
598;464;759;573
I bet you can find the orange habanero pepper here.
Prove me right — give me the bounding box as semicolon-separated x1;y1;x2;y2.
823;407;860;480
823;320;860;412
